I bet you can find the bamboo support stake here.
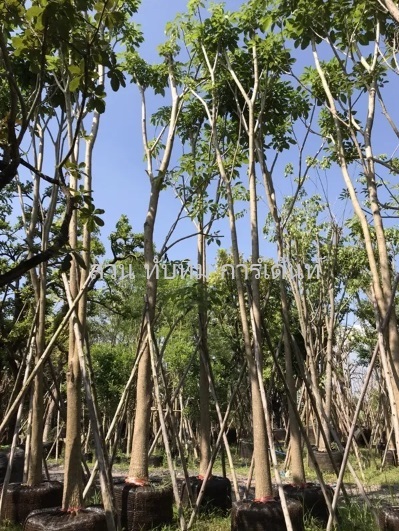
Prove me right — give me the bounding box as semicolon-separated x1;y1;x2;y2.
63;273;116;531
0;330;35;520
0;273;93;439
148;343;199;456
146;311;187;531
265;326;338;521
187;355;247;529
249;305;293;531
332;393;365;481
151;339;195;506
289;335;351;500
378;336;399;455
4;305;39;421
243;454;255;499
325;275;399;531
199;346;241;499
83;314;147;498
381;427;394;470
326;340;380;531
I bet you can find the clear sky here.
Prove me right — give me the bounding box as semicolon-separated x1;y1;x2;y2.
89;0;399;271
92;0;253;267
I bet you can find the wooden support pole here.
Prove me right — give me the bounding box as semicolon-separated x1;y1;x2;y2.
63;273;116;531
0;274;92;439
83;313;147;499
187;356;247;529
146;309;187;531
0;327;35;520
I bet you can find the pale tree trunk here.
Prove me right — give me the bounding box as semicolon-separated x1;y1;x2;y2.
198;230;211;477
128;65;181;483
63;61;104;509
218;153;272;498
284;252;330;455
315;230;338;452
363;79;399;433
27;267;46;486
232;203;272;498
128;348;152;481
246;76;274;500
62;239;83;510
291;276;329;452
319;284;335;452
281;295;305;483
24;122;52;487
62;85;83;509
192;52;272;495
312;42;399;455
128;181;157;482
225;35;305;486
222;45;274;498
377;0;399;23
256;144;305;484
175;122;220;479
43;396;56;443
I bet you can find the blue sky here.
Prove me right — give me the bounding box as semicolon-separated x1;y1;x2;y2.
89;0;399;271
92;0;327;268
92;0;253;267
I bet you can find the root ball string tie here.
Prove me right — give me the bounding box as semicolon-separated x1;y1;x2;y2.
125;477;149;487
66;506;84;515
254;496;275;503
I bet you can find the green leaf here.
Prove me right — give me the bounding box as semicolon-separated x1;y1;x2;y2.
61;253;72;272
69;76;81;92
110;75;120;92
26;5;44;20
72;251;87;270
93;216;105;227
94;98;106;114
68;64;82;75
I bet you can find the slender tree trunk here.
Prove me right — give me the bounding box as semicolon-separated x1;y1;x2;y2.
25;125;47;487
62;270;83;509
312;40;399;455
225;175;272;498
257;144;305;484
319;285;335;451
363;80;399;446
27;267;46;486
128;181;159;482
128;347;152;481
62;90;83;507
192;46;272;496
43;395;56;443
198;230;211;477
222;45;274;498
128;65;180;482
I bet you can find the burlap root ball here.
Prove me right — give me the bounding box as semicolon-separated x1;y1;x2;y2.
0;447;24;484
24;507;108;531
379;505;399;530
114;479;173;531
181;475;231;514
3;481;63;524
311;449;343;474
231;497;304;531
283;483;334;525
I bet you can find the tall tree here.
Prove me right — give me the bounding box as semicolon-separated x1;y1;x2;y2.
123;44;184;484
280;0;399;455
